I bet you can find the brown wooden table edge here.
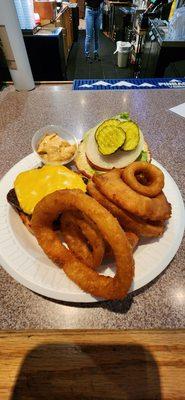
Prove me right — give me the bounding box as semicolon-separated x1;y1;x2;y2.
0;329;185;342
1;328;184;334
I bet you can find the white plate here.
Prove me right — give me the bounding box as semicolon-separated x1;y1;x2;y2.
0;154;184;303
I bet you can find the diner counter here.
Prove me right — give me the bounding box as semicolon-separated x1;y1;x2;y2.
0;85;184;329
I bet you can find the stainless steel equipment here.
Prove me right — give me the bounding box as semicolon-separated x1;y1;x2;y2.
141;18;185;77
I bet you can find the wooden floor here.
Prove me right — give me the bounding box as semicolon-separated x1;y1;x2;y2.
0;330;184;399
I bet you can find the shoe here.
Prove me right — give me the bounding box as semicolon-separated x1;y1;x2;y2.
94;53;101;61
85;56;93;64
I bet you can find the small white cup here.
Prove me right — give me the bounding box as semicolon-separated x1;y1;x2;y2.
31;125;78;166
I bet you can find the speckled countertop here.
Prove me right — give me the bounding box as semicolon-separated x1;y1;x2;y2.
0;85;184;329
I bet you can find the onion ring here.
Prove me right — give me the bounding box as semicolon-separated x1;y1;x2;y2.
125;232;139;250
60;211;105;269
93;169;171;221
87;180;165;237
121;161;164;197
31;189;134;300
105;231;139;258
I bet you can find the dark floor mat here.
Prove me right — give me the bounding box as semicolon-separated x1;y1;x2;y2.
73;77;185;90
67;30;134;80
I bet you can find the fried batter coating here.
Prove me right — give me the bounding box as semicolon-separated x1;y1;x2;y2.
121;161;164;197
93;169;171;221
87;180;165;237
61;210;105;269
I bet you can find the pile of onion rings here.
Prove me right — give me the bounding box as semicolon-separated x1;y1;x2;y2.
31;189;135;300
88;161;171;237
31;161;171;300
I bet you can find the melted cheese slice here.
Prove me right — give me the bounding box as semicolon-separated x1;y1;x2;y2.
14;165;86;215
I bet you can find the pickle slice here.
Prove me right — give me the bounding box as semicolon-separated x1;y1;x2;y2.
119;121;140;151
96;125;125;155
95;119;121;141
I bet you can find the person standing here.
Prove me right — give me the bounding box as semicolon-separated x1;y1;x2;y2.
84;0;103;63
